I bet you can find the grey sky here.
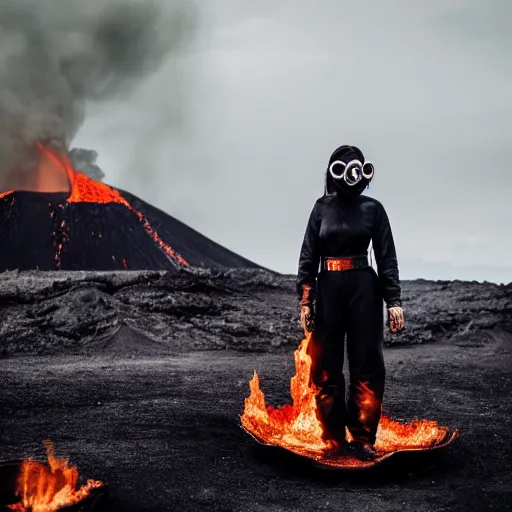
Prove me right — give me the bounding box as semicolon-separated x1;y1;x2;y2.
74;0;512;283
0;0;195;188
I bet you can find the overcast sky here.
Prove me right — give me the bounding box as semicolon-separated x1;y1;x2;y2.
74;0;512;284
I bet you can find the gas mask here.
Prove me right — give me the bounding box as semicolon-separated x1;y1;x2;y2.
329;159;374;191
325;146;374;196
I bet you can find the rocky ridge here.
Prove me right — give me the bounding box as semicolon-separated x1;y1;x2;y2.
0;269;510;356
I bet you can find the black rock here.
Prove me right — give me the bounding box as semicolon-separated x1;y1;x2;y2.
0;269;510;356
0;189;263;272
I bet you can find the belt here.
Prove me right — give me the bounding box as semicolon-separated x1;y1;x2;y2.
321;256;369;272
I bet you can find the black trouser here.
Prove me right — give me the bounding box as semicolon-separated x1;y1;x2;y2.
308;267;385;446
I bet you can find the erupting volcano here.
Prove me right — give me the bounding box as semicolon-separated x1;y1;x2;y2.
0;143;260;272
6;441;104;512
241;333;459;469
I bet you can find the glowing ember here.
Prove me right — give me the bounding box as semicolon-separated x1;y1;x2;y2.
1;143;190;269
8;441;103;512
1;193;15;220
241;333;455;466
0;190;13;199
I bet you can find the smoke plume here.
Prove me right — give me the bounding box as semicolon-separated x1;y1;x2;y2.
0;0;197;190
68;148;105;182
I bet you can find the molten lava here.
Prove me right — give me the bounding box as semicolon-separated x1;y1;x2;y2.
241;333;455;468
8;441;103;512
0;143;189;268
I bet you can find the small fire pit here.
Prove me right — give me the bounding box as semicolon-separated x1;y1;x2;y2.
0;442;110;512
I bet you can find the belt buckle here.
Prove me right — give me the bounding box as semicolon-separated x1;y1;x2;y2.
326;258;354;271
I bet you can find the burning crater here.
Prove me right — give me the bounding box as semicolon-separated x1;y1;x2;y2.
0;441;108;512
241;333;459;470
0;143;260;272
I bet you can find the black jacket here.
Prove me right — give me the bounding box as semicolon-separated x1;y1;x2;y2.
297;193;401;307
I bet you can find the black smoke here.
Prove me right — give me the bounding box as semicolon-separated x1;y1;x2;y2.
0;0;197;189
68;148;105;182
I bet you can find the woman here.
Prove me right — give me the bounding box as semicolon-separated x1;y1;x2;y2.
297;145;404;461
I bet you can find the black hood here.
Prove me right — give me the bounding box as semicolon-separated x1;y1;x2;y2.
324;145;369;197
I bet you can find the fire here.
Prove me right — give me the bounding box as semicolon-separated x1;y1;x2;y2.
241;333;455;467
242;334;331;455
0;143;189;269
352;380;380;427
8;441;103;512
243;334;330;455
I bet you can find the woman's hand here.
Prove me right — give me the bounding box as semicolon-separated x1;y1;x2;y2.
387;306;404;333
300;305;314;334
299;284;315;334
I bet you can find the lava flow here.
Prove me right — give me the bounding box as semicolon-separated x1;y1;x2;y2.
241;333;455;466
0;142;189;268
8;441;103;512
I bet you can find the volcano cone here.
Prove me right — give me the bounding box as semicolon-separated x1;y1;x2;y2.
0;146;261;272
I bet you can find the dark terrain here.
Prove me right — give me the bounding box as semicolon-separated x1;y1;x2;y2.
0;270;511;511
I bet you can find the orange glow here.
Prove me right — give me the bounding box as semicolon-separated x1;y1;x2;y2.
241;333;457;468
242;334;331;455
354;380;379;425
1;144;70;195
8;441;103;512
326;258;354;271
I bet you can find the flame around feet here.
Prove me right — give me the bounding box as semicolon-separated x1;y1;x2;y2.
8;441;103;512
241;333;454;465
242;334;329;455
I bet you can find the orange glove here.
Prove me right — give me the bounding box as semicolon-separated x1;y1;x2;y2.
387;306;404;333
299;284;315;333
